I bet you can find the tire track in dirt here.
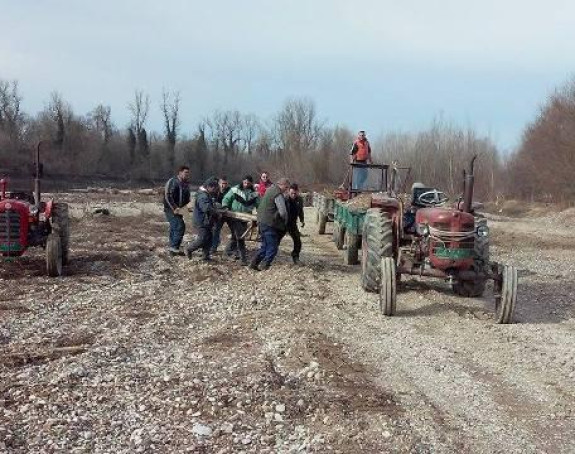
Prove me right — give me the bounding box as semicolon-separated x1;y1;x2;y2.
301;209;575;453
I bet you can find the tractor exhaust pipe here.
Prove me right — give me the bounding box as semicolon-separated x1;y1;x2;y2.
462;155;476;213
34;142;43;208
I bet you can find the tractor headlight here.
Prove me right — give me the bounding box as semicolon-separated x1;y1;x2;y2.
417;223;430;237
29;206;39;216
476;225;489;237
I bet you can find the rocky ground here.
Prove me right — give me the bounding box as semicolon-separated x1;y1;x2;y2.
1;196;574;453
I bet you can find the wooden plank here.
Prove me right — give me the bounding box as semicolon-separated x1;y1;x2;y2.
216;209;257;222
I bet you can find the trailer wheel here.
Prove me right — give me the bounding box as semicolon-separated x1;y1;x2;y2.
343;231;359;265
52;203;70;265
46;233;63;277
331;221;339;243
360;209;394;292
332;222;345;250
318;214;328;234
379;257;396;315
495;265;517;324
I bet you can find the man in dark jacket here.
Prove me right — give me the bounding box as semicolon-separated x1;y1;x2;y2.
249;178;290;271
164;166;191;256
285;183;305;264
186;178;219;262
211;176;230;254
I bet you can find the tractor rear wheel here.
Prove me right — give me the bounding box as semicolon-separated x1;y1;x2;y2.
360;209;394;292
52;203;70;265
46;233;63;277
343;231;359;265
495;265;517;324
332;222;345;250
379;257;397;315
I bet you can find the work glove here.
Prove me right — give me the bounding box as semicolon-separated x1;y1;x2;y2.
173;207;184;216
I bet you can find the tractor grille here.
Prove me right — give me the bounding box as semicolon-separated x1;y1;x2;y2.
430;221;475;258
0;210;22;243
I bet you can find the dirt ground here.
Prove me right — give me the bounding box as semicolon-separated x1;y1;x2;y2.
1;196;574;453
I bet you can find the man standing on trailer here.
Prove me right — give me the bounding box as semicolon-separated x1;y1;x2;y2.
350;130;372;190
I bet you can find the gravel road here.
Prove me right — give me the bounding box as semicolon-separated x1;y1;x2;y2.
1;197;574;453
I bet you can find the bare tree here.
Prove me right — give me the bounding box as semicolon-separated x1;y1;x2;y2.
91;104;113;143
206;110;243;165
128;90;150;159
48;92;71;149
274;97;322;157
241;113;259;154
0;79;23;143
161;89;181;170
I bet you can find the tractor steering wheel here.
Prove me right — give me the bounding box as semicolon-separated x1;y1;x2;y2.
417;189;449;207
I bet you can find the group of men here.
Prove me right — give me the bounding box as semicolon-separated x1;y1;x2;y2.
163;169;305;271
163;129;372;270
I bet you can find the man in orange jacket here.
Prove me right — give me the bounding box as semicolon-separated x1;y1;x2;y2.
350;130;372;190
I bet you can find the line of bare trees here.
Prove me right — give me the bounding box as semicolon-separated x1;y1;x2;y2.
506;76;575;204
0;77;528;202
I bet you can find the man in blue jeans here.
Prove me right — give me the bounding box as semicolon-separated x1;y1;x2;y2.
163;166;191;256
350;130;372;190
186;178;219;262
211;176;230;254
249;178;290;271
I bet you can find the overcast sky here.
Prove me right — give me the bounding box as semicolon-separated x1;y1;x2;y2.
1;0;574;151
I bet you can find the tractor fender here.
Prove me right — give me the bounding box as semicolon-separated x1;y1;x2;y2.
43;199;54;220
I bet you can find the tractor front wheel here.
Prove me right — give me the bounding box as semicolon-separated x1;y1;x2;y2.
379;257;397;316
494;265;517;324
46;233;63;277
52;203;70;265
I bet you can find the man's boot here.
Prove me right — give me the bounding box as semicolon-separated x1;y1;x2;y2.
292;255;300;265
260;262;271;271
249;256;261;271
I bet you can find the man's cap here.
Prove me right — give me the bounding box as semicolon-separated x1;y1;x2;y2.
203;177;219;188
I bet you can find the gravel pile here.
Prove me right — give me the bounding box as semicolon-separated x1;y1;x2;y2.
1;198;574;453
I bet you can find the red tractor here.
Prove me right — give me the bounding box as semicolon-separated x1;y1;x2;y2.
359;157;517;323
0;143;70;276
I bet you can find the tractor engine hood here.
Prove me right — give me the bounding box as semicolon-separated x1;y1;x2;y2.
415;207;475;227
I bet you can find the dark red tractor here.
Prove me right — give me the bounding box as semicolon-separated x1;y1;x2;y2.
0;142;69;276
360;157;518;323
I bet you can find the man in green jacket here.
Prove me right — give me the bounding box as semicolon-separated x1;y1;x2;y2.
249;178;290;271
222;175;259;265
